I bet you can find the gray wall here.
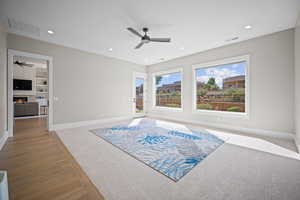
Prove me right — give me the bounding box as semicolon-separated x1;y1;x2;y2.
0;24;7;139
147;29;295;134
295;14;300;142
7;34;146;124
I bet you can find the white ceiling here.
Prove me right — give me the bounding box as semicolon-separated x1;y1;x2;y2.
1;0;300;65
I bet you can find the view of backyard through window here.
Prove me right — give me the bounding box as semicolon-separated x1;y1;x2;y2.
196;61;246;113
155;72;182;108
135;78;144;113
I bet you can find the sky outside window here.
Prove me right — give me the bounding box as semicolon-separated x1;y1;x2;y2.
196;61;246;87
156;72;181;87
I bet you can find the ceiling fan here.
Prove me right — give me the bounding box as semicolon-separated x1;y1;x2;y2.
127;27;171;49
14;61;34;68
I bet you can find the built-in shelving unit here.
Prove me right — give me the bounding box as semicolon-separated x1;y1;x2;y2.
35;67;48;116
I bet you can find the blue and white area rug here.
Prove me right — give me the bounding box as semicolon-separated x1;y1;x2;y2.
90;118;225;182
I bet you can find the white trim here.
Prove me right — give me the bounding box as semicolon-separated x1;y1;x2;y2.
7;49;54;136
147;114;294;141
48;57;54;131
151;68;184;111
192;55;250;119
295;136;300;153
52;115;133;130
0;131;9;151
7;51;13;137
151;106;183;112
133;72;147;117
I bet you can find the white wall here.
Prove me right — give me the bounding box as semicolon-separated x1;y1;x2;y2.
147;29;295;134
0;24;7;140
7;34;146;125
295;13;300;146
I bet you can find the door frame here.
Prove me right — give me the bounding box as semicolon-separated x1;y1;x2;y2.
7;49;54;137
132;72;147;117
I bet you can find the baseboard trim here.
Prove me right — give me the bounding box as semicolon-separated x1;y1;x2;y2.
295;136;300;153
0;131;9;151
51;114;295;141
147;114;294;141
52;115;133;131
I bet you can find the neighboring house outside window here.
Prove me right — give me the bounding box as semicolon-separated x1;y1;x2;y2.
223;75;245;89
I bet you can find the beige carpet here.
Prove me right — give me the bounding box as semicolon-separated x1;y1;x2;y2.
56;118;300;200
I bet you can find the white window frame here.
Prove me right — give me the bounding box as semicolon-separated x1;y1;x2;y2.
152;68;183;112
192;55;250;118
132;72;147;117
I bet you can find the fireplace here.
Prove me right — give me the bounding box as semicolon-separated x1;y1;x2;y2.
13;96;28;103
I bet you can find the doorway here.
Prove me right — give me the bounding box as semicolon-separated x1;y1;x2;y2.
7;50;53;137
133;72;147;117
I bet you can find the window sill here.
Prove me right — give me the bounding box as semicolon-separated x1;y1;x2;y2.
192;109;249;119
152;106;183;112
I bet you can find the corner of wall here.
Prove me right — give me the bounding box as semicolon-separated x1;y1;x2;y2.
294;134;300;153
297;11;300;27
0;23;8;145
295;11;300;150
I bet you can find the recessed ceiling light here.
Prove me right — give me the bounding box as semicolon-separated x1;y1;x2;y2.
108;48;113;51
244;25;252;29
180;47;185;50
47;30;54;34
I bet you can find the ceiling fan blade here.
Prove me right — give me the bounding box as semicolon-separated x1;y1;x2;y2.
127;27;143;38
14;61;34;67
135;42;144;49
150;38;171;42
23;63;34;67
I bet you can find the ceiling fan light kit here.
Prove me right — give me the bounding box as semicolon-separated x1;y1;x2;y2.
127;27;171;49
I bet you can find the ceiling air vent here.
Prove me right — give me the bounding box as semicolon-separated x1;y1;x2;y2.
8;18;40;37
225;37;239;42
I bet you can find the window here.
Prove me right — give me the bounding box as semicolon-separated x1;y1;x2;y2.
153;69;183;110
194;56;248;115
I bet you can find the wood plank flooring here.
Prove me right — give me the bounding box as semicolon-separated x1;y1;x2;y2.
0;118;105;200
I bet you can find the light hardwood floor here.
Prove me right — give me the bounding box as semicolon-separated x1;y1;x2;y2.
0;118;105;200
